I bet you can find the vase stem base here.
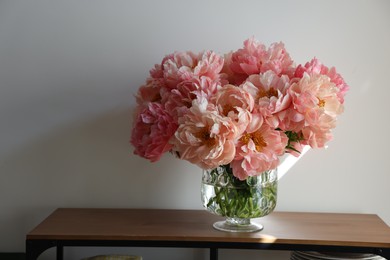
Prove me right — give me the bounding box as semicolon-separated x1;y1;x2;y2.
213;218;263;233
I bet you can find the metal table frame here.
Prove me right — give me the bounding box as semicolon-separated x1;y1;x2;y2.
26;239;390;260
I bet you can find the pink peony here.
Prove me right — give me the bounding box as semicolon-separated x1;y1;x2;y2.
261;42;295;77
242;71;292;129
225;38;295;85
162;51;224;89
130;103;178;162
225;37;267;84
301;121;334;148
215;84;254;135
171;97;237;169
150;63;164;79
135;78;163;106
231;123;288;180
162;51;199;89
288;73;344;148
295;58;349;104
269;106;306;133
161;76;220;120
194;51;225;81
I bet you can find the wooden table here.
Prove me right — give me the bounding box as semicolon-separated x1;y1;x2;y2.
26;208;390;260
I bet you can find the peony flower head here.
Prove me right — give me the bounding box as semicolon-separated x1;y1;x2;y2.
194;51;225;82
171;97;237;169
295;58;349;104
162;50;224;89
225;39;295;85
231;123;288;180
215;84;254;135
161;76;220;120
135;78;163;106
242;71;292;129
288;73;344;148
261;42;295;77
224;37;267;84
130;102;178;162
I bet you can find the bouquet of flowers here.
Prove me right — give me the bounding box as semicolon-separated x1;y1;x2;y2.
130;37;348;181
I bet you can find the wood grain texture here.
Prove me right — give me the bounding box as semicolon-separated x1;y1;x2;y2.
27;208;390;248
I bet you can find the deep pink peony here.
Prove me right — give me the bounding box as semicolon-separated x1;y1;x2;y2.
130;103;178;162
171;97;237;169
136;78;163;106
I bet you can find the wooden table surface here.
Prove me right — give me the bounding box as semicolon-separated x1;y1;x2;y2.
27;208;390;249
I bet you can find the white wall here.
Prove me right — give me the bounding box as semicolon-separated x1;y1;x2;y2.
1;0;389;259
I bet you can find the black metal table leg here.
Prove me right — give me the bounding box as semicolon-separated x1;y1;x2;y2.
210;248;218;260
377;248;390;259
56;245;63;260
26;240;55;260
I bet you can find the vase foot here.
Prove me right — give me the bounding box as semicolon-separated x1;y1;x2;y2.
213;219;263;232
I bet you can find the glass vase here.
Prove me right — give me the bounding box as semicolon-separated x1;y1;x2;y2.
201;165;277;232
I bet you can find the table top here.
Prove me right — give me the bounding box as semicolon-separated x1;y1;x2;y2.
26;208;390;248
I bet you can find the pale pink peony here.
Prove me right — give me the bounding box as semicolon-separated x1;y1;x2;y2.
215;85;254;135
242;71;292;129
231;123;288;180
288;73;344;148
295;58;349;104
130;103;178;162
171;97;237;169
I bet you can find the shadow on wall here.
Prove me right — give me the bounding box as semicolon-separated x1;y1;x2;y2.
0;107;201;251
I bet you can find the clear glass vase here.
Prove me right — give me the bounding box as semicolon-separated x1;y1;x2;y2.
201;165;277;232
